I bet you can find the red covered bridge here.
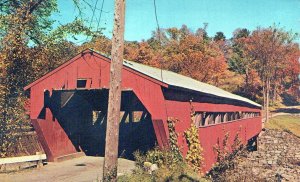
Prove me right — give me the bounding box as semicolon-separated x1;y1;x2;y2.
24;49;262;172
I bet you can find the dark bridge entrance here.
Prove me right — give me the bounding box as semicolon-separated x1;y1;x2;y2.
41;89;157;159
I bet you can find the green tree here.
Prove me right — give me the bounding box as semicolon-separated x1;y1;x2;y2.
228;28;259;100
214;32;226;41
0;0;96;157
233;28;250;39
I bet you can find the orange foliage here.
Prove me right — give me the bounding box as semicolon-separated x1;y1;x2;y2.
78;26;299;104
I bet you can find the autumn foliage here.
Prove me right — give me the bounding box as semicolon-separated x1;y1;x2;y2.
0;0;94;157
83;26;300;109
0;1;299;157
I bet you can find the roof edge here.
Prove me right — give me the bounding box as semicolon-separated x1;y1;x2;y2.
168;85;262;108
24;48;167;90
24;49;94;90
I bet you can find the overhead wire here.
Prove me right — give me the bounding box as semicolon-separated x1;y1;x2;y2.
153;0;161;38
153;0;169;120
96;0;105;33
74;0;108;45
153;0;164;82
89;0;100;29
83;0;100;43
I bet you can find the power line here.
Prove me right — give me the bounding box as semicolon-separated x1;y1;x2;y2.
89;0;100;29
153;0;161;42
84;0;100;42
96;0;105;33
153;0;164;81
153;0;169;119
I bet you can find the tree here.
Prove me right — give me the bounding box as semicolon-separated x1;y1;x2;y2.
0;0;58;157
0;0;95;157
146;26;230;87
214;32;226;41
233;28;250;39
228;28;261;100
245;27;298;122
124;41;156;65
195;23;209;41
278;44;300;103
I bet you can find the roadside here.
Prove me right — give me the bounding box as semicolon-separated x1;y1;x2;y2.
270;105;300;117
262;105;300;124
211;106;300;181
0;156;135;182
215;128;300;181
266;115;300;137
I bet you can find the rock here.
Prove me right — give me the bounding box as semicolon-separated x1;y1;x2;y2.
252;167;260;175
143;162;158;174
117;173;124;176
143;161;152;168
150;164;158;173
215;128;300;181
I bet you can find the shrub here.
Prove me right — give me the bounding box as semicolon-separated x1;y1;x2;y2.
208;129;244;181
120;115;208;181
184;124;204;173
120;152;208;182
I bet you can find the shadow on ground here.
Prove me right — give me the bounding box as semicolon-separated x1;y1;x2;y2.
273;108;300;114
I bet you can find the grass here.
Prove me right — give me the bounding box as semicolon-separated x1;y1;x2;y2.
265;115;300;137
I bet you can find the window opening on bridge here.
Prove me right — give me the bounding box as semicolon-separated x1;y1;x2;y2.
77;79;87;88
194;111;261;127
133;111;145;122
92;111;102;124
120;111;147;123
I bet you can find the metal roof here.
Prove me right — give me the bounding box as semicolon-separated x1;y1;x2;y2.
121;58;261;108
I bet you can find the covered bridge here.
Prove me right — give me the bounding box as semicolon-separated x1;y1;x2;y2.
24;49;262;171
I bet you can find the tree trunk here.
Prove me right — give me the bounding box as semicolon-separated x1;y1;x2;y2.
265;77;270;123
273;84;277;103
262;79;266;122
245;67;249;94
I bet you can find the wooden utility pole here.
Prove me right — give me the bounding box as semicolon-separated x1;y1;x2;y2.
103;0;125;181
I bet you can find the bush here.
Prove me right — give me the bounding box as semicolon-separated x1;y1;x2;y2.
119;149;208;182
184;124;204;173
207;130;244;181
119;116;208;182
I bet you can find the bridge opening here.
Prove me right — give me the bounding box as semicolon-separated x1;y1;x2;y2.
43;89;157;159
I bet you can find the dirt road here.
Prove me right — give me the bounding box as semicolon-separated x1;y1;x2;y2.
262;105;300;122
0;156;135;182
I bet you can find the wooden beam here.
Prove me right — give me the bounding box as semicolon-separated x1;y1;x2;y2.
0;154;46;165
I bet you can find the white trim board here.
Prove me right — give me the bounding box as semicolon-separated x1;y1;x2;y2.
0;154;46;165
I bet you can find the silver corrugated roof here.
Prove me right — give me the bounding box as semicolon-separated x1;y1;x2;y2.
122;59;261;107
92;49;261;107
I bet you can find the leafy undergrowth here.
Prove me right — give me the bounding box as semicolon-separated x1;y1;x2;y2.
117;117;208;182
118;164;209;182
117;148;209;182
265;115;300;137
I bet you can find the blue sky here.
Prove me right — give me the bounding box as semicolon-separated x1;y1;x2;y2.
55;0;300;43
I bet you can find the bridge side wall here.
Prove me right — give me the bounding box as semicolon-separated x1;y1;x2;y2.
28;52;168;161
164;100;262;172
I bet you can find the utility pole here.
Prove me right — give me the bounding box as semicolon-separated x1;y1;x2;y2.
103;0;125;181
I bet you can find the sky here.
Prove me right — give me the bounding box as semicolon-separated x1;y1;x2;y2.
54;0;300;43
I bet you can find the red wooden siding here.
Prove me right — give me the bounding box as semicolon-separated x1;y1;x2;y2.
25;49;262;171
